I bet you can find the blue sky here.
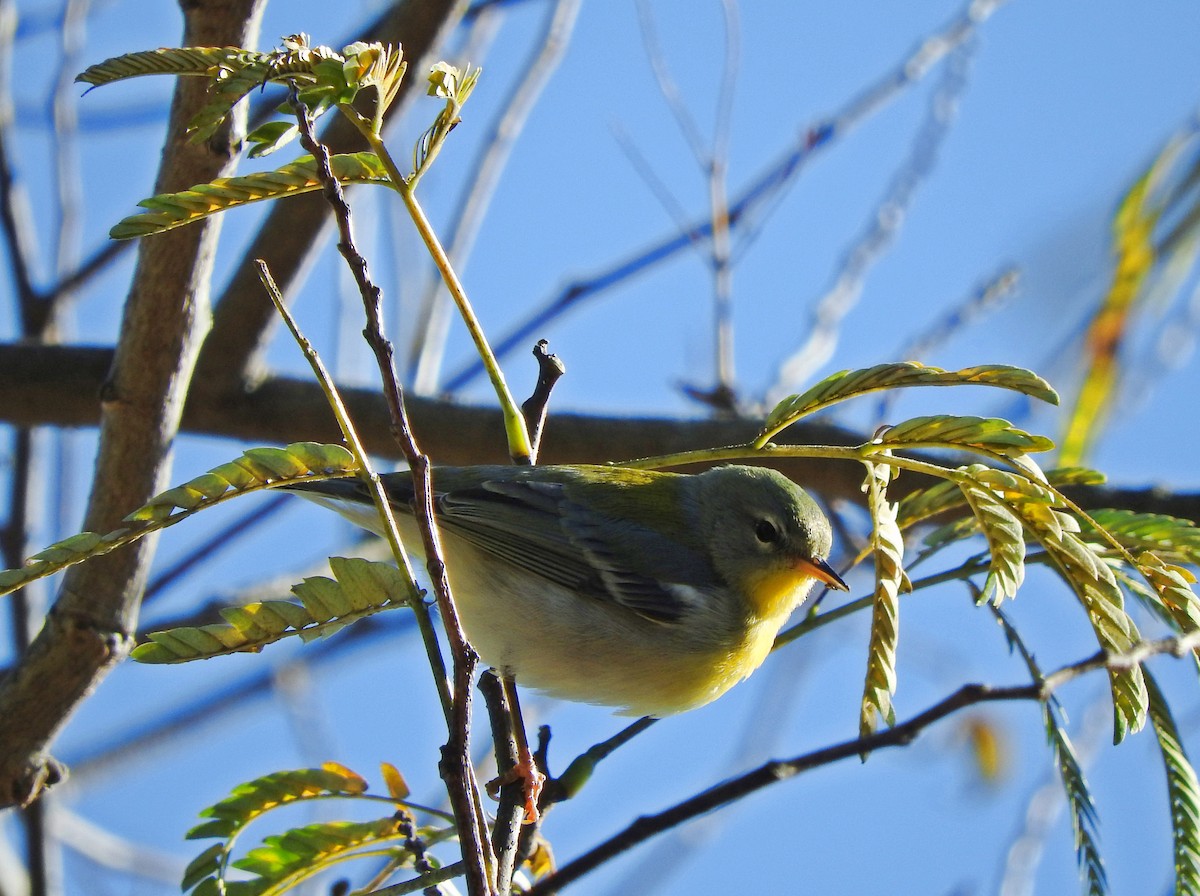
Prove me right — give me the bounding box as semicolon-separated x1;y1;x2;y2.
5;1;1200;894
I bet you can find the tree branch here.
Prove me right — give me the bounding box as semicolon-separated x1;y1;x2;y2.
0;0;268;811
0;343;1197;522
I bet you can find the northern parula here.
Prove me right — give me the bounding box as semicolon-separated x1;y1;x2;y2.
287;464;846;717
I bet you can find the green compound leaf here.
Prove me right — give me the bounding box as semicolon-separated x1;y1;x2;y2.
182;763;396;896
187;764;368;843
132;557;413;663
78;36;408;147
895;478;965;529
1046;466;1108;488
1145;671;1200;896
76;46;261;89
1136;553;1200;645
896;465;1096;533
1048;702;1109;896
179;762;452;896
1017;505;1148;742
245;120;300;158
182;843;225;892
876;415;1055;458
1084;510;1200;566
0;443;358;600
232;818;407;890
960;478;1026;605
110;152;390;239
756;362;1059;447
969;465;1148;739
859;460;907;744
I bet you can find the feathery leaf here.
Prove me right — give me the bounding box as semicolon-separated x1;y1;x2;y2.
110;152;390;239
0;443;358;599
860;460;907;744
132;557;413;663
877;414;1055;458
961;478;1026;604
1146;671;1200;896
756;362;1058;447
1017;504;1148;741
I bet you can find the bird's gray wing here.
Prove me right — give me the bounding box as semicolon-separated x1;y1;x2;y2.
438;479;703;623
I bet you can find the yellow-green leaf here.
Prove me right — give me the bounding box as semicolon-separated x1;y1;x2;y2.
961;478;1026;604
756;362;1058;447
878;415;1055;458
860;459;906;743
110;153;391;239
133;556;409;664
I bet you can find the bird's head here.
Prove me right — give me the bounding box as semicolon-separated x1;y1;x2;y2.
696;465;848;621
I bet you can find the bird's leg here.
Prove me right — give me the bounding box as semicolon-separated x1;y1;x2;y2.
486;675;545;824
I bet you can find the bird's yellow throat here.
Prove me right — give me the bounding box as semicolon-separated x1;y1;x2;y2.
742;563;815;621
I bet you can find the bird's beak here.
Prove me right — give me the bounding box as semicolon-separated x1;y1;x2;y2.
797;556;849;592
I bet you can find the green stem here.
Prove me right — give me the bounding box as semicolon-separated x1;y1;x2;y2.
340;105;533;463
398;186;532;463
619;442;975;483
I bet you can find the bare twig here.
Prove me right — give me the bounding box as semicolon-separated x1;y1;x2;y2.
64;613;407;790
636;0;741;407
4;342;1200;521
49;0;88;285
480;671;525;893
0;0;42;324
51;807;183;885
524;630;1200;895
520;340;565;463
291;98;495;894
143;494;289;602
705;0;739;409
45;240;127;304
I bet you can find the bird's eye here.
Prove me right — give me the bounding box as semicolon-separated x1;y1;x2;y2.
755;518;781;545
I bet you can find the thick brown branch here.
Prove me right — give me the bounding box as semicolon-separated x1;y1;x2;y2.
1;344;1198;522
0;0;268;811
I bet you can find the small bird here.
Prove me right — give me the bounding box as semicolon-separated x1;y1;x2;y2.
286;464;846;718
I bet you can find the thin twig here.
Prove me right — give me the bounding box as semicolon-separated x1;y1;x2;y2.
708;0;740;407
635;0;709;169
367;860;467;896
520;340;565;463
44;240;127;304
480;671;525;893
1;427;54;896
0;0;42;324
192;0;466;396
637;0;741;407
290;99;496;894
524;629;1200;895
66;613;407;789
49;0;87;286
542;716;657;812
